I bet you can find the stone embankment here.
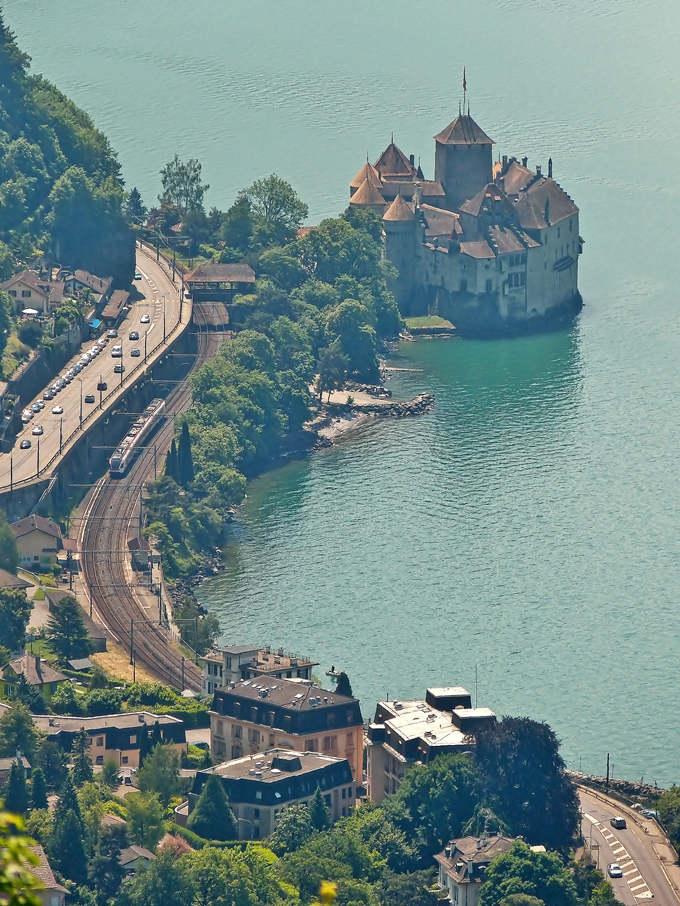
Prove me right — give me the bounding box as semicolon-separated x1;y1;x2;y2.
571;770;663;802
355;391;435;417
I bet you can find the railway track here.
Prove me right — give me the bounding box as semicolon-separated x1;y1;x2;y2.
79;299;229;691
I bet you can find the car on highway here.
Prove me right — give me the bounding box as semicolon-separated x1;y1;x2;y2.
607;864;623;879
642;809;659;819
32;424;43;435
111;345;122;358
140;313;150;324
52;405;64;414
21;410;32;423
113;363;125;373
130;348;141;357
37;400;45;409
84;393;95;404
30;403;41;413
64;373;72;384
107;329;118;339
80;354;91;365
129;331;139;341
73;363;82;373
19;439;31;449
610;816;626;829
43;390;54;401
134;271;142;280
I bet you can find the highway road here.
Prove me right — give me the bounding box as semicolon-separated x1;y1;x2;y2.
579;786;679;903
0;247;182;488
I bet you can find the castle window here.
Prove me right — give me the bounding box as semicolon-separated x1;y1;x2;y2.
460;279;467;292
486;279;493;294
570;219;573;231
520;253;526;264
557;228;561;238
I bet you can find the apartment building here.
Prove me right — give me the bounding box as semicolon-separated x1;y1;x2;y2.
201;644;318;696
366;687;496;802
210;676;363;783
189;749;355;839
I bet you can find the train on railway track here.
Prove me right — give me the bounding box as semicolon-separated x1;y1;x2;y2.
109;398;166;477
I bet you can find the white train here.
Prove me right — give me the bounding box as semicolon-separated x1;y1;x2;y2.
109;398;165;477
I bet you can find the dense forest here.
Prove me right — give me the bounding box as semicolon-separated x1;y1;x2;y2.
0;14;134;283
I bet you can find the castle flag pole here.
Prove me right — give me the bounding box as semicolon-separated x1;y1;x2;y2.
463;67;467;115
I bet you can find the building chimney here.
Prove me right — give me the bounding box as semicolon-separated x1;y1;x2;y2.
414;183;423;206
536;164;542;177
502;154;508;170
522;156;528;168
548;157;553;178
409;153;415;167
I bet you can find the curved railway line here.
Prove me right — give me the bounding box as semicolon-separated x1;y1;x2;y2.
79;294;229;692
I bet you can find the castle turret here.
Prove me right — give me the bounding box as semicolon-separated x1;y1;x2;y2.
382;194;416;308
434;113;494;210
349;177;387;214
350;161;382;198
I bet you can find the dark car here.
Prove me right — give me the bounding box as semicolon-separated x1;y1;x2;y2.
129;331;139;341
84;393;96;404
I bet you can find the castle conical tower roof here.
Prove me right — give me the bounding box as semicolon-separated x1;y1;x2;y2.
434;113;494;145
374;141;416;177
383;194;414;222
350;177;386;208
350;161;382;190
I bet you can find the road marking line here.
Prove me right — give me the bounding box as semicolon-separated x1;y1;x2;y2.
630;882;647;891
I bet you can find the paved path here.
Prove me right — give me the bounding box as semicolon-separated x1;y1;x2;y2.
579;785;680;903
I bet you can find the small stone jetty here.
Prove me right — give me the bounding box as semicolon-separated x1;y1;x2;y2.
354;391;435;417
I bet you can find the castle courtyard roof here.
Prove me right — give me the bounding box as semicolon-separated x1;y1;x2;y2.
514;177;579;229
383;194;415;222
500;160;535;195
487;224;527;255
434;113;494;145
349;177;387;208
459;240;496;259
374;142;416;178
459;183;509;218
350;161;382;190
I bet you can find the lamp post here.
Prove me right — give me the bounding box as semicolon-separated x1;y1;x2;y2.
9;455;12;493
78;378;83;428
36;436;40;475
59;417;63;454
163;295;166;343
144;328;148;363
119;346;124;386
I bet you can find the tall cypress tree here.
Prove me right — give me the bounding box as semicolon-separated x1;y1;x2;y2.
53;771;83;830
31;766;48;810
71;728;93;786
309;785;331;831
88;822;127;905
177;422;194;486
4;760;28;814
186;773;238;841
50;808;88;885
166;439;179;481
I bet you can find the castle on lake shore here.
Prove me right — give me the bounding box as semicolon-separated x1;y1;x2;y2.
349;107;583;334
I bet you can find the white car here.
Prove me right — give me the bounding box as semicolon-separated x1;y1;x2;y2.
113;363;125;374
608;864;623;879
52;405;64;415
111;345;123;358
21;411;32;423
32;424;44;435
30;403;41;413
140;313;150;324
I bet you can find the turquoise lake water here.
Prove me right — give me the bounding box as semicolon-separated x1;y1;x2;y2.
5;0;680;784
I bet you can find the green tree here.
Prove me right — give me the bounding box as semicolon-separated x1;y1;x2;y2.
119;847;189;906
380;870;441;906
30;766;48;810
0;588;31;653
295;217;381;284
177;422;194;487
126;791;165;850
72;728;93;787
240;174;308;244
45;595;91;663
219;196;254;253
657;785;680;851
49;807;88;885
24;808;52;847
3;761;28;815
126;187;147;223
12;675;47;715
499;898;545;906
0;702;40;760
316;341;348;401
36;739;68;790
478;840;578;906
0;810;43;906
187;774;237;841
383;753;479;859
89;664;109;690
0;512;19;575
50;680;81;715
137;744;180;807
53;772;83;829
183;846;257;906
269;803;313;855
88;822;127;906
475;717;580;851
326;300;378;381
309;786;331;832
335;672;353;698
159;155;209;216
100;757;121;789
